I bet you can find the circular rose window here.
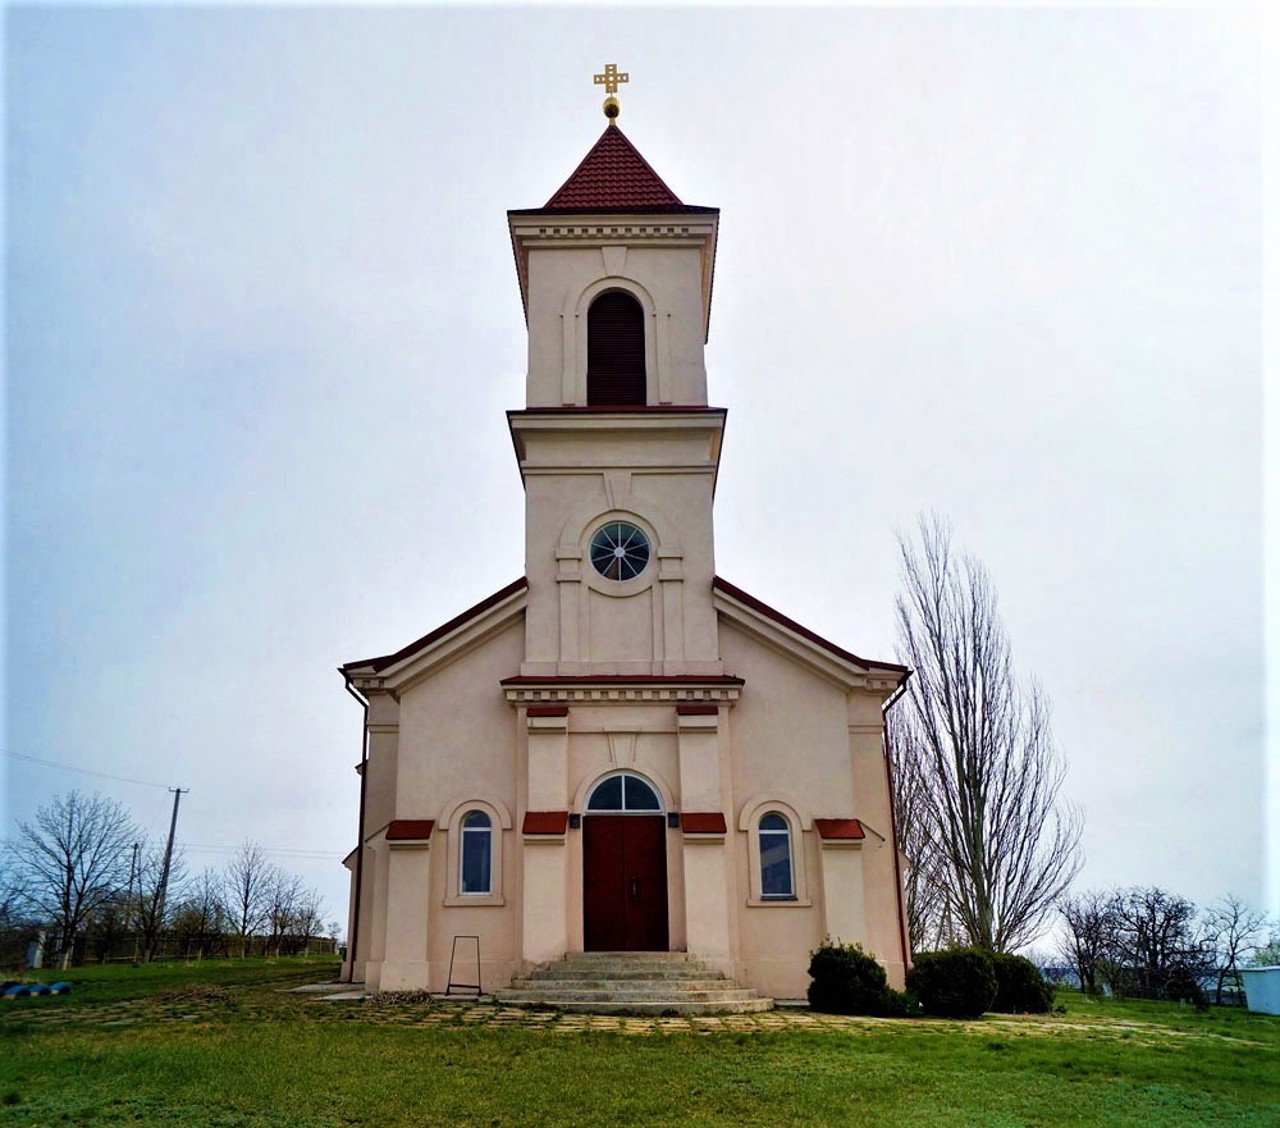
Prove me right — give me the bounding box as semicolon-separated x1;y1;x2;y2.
589;521;651;581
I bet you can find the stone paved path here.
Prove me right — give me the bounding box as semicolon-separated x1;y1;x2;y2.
300;993;1155;1041
9;980;1249;1048
330;997;908;1034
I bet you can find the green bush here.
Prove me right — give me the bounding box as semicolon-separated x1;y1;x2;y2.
882;987;923;1017
989;953;1054;1014
807;940;890;1015
906;948;997;1018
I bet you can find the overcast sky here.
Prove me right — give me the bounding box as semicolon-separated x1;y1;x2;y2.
5;3;1275;940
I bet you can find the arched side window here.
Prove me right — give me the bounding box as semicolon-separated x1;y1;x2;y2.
587;291;646;406
460;811;493;894
738;795;811;907
758;813;794;899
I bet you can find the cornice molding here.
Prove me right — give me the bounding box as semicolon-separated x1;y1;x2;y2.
503;677;743;707
507;211;719;340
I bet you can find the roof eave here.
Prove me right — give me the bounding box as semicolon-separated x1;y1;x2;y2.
713;576;909;692
341;578;529;688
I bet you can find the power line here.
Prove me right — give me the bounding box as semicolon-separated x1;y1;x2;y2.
0;748;171;790
178;842;337;860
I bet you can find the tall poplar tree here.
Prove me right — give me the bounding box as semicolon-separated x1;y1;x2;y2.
891;516;1082;952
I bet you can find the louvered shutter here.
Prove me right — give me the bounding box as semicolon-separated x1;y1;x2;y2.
587;292;647;406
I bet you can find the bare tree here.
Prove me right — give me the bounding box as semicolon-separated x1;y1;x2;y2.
172;867;228;959
86;891;132;963
289;887;326;955
888;706;955;952
0;853;36;967
264;872;325;956
8;791;138;968
1108;886;1211;1000
1058;889;1117;995
0;851;29;928
1203;894;1272;1004
892;516;1082;952
222;840;278;957
264;870;302;956
134;842;187;962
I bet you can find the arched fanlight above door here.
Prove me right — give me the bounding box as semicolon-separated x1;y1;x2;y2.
585;771;663;813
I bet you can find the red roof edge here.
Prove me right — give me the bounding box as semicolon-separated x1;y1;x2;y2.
522;811;569;835
713;576;909;675
386;819;435;841
814;818;866;841
682;812;728;834
508;405;726;416
509;204;719;217
342;577;528;674
501;674;744;686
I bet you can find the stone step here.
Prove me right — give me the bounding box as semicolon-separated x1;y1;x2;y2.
501;986;760;1003
495;952;774;1016
522;967;726;982
501;997;775;1017
509;967;732;983
549;954;696;968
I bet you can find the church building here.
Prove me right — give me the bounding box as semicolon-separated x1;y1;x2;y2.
340;73;911;1001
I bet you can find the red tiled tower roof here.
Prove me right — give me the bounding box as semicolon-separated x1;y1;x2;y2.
543;123;685;212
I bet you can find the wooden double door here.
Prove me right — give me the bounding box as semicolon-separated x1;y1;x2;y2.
583;815;669;951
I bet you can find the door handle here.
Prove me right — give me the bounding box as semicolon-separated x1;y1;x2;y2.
629;877;639;902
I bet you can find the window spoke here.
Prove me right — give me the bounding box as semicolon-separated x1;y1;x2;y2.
589;521;651;583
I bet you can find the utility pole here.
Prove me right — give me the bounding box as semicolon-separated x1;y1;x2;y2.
126;842;141;963
152;787;188;960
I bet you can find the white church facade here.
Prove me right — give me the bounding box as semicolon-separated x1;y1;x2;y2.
340;96;911;1001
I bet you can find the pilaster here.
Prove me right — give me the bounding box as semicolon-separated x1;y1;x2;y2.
817;838;868;948
379;834;433;991
523;709;570;962
677;707;731;971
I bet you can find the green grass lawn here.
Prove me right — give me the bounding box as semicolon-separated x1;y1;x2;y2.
2;958;1276;1126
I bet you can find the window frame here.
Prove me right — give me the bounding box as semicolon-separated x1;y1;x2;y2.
738;795;812;907
758;812;795;900
440;797;510;907
585;770;665;815
459;810;493;896
586;289;648;407
566;278;659;407
588;520;652;583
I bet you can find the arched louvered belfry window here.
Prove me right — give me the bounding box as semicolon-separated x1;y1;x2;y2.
587;291;647;406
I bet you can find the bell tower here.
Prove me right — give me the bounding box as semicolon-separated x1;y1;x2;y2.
506;77;724;678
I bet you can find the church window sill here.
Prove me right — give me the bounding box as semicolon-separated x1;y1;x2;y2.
443;894;506;908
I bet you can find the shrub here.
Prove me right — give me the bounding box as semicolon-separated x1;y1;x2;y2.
989;953;1054;1014
906;948;997;1018
883;987;923;1018
807;939;889;1015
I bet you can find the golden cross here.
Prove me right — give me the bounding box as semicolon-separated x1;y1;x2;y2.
593;63;629;96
